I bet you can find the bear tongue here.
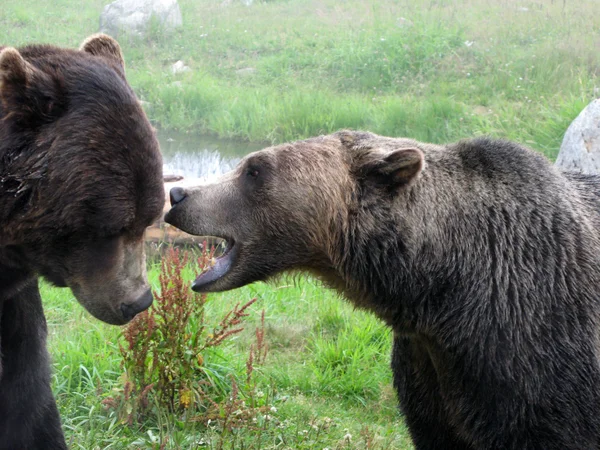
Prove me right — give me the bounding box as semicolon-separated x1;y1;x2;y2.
192;252;234;290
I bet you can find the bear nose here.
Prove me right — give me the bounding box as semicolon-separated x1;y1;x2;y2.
169;187;187;206
120;289;153;321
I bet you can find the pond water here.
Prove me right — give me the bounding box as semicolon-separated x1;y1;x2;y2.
157;130;266;181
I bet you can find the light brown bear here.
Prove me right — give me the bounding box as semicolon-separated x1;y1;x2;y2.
165;131;600;450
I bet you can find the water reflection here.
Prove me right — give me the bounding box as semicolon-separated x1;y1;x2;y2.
163;150;241;180
157;130;265;181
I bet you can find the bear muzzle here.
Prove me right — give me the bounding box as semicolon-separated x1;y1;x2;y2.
120;289;153;321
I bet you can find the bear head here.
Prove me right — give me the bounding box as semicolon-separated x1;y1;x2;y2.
0;35;165;325
164;131;423;294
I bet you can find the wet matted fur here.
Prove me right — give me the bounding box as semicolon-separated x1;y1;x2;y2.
166;131;600;449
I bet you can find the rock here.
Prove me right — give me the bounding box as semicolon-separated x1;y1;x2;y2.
555;99;600;174
221;0;253;5
235;67;256;76
396;17;413;28
100;0;182;37
171;60;190;74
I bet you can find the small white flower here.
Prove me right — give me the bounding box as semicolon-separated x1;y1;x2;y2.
464;40;474;47
270;406;277;412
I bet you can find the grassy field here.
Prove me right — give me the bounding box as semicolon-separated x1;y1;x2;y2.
3;0;600;448
3;0;599;159
43;254;410;449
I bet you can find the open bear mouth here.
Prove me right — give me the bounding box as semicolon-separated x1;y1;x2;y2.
192;237;237;291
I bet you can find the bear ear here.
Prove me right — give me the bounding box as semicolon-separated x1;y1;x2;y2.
0;47;33;93
80;34;125;69
361;147;424;188
0;47;61;126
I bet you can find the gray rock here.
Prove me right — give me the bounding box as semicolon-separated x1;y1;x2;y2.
555;99;600;174
100;0;182;37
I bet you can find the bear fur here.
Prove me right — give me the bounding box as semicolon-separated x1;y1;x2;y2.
0;35;164;449
0;280;65;449
165;131;600;449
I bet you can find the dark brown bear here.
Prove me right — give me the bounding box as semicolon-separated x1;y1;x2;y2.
165;131;600;449
0;35;164;449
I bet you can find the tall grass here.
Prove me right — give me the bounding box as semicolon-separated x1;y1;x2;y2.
41;263;409;449
3;0;599;158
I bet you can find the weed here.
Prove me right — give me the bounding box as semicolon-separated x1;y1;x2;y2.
104;246;263;430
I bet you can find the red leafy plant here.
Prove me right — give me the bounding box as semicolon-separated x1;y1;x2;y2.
103;245;266;426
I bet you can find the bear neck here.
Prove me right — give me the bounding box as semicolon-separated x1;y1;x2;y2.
330;142;600;344
0;127;48;245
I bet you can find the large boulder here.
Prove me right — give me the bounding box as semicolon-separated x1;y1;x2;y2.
555;99;600;174
100;0;182;37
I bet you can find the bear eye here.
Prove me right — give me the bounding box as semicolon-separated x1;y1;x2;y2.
246;167;259;178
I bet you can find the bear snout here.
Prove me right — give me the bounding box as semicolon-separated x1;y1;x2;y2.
169;187;187;206
120;289;153;321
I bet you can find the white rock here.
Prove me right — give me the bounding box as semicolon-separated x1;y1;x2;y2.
235;67;256;76
100;0;182;37
171;60;190;74
555;99;600;174
396;17;413;28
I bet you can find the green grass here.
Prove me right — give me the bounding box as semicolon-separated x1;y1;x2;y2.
41;266;411;449
3;0;599;159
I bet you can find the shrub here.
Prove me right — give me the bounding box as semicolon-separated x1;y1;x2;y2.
104;246;265;427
